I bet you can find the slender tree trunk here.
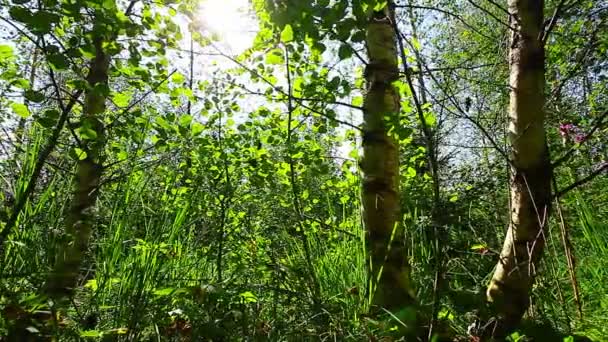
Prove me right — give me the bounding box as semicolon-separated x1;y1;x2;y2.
363;4;416;315
486;0;551;336
45;36;109;299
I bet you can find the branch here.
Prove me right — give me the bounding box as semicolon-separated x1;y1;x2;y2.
483;0;510;17
465;0;516;31
393;4;495;41
552;109;608;169
553;163;608;199
210;44;361;130
541;0;568;45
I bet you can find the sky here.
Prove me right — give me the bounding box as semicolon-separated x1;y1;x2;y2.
198;0;258;54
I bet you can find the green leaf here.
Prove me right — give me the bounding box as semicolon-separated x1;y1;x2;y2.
84;279;98;291
470;244;487;251
265;49;284;65
80;330;103;338
0;45;14;59
374;1;388;11
153;287;175;296
338;44;352;60
179;114;192;127
9;6;31;24
113;92;131;107
36;109;60;128
171;72;186;84
11;103;31;118
72;148;87;160
405;167;416;178
437;308;454;321
25;89;45;103
10;78;30;89
47;53;70;70
239;291;257;303
423;111;436;126
79;125;98;140
280;24;294;43
191;122;204;136
352;96;363;107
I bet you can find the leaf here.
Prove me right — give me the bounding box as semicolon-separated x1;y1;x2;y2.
79;125;98;140
437;308;454;321
265;49;284;65
179;114;192;127
25;89;45;103
10;78;30;89
71;148;87;161
374;1;388;11
84;279;98;291
239;291;257;303
36;109;60;128
423;111;436;126
351;96;363;107
470;244;487;251
154;287;175;296
338;44;352;60
47;53;70;70
9;7;31;24
10;7;58;33
80;330;103;338
113;92;131;107
0;45;14;59
449;195;458;202
171;72;186;84
280;24;294;43
191;122;204;136
11;103;30;118
405;167;416;178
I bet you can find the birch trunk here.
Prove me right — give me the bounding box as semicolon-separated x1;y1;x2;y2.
363;4;416;314
45;37;109;299
486;0;551;335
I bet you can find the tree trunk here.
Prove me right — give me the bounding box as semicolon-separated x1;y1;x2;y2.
486;0;551;336
45;37;109;299
363;4;416;315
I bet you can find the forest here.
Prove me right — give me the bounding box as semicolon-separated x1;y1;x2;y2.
0;0;606;340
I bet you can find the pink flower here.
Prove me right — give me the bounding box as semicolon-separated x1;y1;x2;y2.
559;123;574;137
574;133;586;143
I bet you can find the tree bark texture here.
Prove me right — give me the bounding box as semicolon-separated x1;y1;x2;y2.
486;0;551;336
363;4;416;313
45;37;109;299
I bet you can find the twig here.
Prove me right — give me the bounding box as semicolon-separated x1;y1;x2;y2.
541;0;568;44
553;163;608;199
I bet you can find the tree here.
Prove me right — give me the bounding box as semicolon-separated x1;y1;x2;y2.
485;0;552;336
362;2;416;319
44;34;110;299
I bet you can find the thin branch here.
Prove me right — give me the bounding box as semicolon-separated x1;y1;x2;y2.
465;0;517;31
393;4;495;41
553;163;608;199
483;0;510;17
552;109;608;169
209;45;362;130
541;0;568;45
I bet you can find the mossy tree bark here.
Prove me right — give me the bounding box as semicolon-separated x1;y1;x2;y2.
486;0;551;336
45;36;109;299
362;4;416;316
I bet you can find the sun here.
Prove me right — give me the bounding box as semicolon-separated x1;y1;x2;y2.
199;0;257;53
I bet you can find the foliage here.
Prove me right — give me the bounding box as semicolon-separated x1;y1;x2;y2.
0;0;606;340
